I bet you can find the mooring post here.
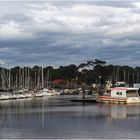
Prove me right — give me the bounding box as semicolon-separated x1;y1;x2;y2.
82;83;85;99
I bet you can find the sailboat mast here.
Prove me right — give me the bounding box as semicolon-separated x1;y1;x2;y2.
137;70;139;83
117;66;119;82
8;68;11;89
124;69;125;82
22;67;24;89
16;73;18;88
41;65;44;89
37;69;40;89
1;67;5;89
47;69;49;87
28;67;30;89
8;62;11;90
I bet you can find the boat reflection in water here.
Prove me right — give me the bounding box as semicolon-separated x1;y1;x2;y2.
0;96;140;139
110;104;140;119
97;104;140;119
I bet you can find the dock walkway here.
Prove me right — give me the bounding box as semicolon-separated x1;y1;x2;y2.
71;95;98;103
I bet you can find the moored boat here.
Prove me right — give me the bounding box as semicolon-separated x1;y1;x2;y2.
36;88;61;96
96;87;140;104
39;88;53;96
9;93;17;99
35;93;43;97
0;93;9;100
24;92;32;98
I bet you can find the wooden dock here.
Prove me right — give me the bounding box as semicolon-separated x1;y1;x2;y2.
71;97;98;103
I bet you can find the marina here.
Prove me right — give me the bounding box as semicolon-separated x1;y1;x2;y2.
0;1;140;139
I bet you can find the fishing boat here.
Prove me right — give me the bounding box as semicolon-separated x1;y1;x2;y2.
96;87;140;104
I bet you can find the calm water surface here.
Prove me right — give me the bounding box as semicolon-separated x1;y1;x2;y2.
0;95;140;139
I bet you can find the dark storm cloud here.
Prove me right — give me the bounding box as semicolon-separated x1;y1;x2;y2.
0;1;140;67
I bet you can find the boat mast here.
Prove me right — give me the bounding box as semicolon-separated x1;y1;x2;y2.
41;64;44;89
1;67;5;89
25;66;27;89
137;70;139;83
19;67;22;89
124;69;126;82
35;69;36;89
22;67;25;89
15;73;18;88
28;67;30;89
117;66;119;82
127;71;129;84
8;62;11;90
47;69;49;88
133;73;135;83
37;69;40;89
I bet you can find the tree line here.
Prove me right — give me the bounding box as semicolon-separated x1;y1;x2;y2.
0;59;140;89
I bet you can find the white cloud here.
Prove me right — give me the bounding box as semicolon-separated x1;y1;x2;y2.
133;2;140;8
0;60;6;65
0;21;33;40
27;4;102;31
26;3;140;35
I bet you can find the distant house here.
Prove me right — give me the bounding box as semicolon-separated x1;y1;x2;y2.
52;79;65;85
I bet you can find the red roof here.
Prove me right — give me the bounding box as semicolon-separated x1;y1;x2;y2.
52;79;65;84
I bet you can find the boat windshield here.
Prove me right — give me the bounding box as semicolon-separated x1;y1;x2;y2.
126;90;138;97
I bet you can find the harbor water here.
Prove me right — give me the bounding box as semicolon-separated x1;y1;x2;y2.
0;95;140;139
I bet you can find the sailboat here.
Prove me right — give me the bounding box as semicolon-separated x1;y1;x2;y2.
36;65;58;96
35;66;44;97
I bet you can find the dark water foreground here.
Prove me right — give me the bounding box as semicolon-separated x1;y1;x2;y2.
0;95;140;139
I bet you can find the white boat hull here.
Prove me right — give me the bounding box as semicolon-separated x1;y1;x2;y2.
0;95;9;100
96;96;140;104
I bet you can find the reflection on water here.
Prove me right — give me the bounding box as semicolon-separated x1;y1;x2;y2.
0;96;140;138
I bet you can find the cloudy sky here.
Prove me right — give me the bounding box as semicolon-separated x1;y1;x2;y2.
0;0;140;67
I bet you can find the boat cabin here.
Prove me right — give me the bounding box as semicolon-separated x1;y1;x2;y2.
96;87;140;104
110;87;139;98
